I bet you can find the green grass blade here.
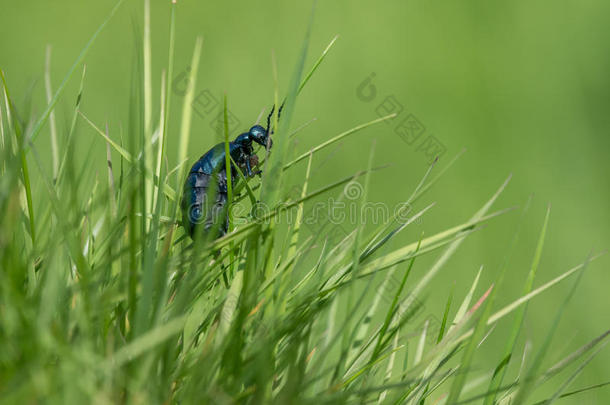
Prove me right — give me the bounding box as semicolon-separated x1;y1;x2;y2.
283;114;396;171
445;284;495;404
152;71;167;213
286;151;313;260
543;329;610;380
409;148;467;205
377;331;400;403
223;94;235;275
484;205;550;404
450;253;604;349
530;381;610;405
56;65;86;184
512;252;593;403
0;70;36;246
449;266;483;333
43;46;59;181
414;318;429;366
223;94;233;218
229;155;257;205
78;110;177;201
344;267;397;375
352;207;513;281
104;316;187;369
173;36;203;210
298;35;339;94
486;253;603;326
360;202;436;262
437;284;455;343
542;340;608;404
396;177;511;325
362;159;438;257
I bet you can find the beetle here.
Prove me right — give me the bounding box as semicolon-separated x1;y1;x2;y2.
181;105;281;239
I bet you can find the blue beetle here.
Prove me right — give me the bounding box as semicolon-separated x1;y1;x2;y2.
181;105;280;239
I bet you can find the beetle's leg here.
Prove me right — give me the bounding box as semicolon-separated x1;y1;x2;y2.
245;155;254;177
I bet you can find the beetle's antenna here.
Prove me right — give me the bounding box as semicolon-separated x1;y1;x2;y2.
266;104;276;134
265;100;286;134
278;101;285;121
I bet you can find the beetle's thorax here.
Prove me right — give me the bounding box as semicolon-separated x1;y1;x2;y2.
234;132;253;148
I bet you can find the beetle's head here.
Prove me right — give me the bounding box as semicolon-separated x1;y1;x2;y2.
249;124;272;148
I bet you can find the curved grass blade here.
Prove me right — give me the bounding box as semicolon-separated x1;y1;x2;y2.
78;110;177;201
0;70;36;246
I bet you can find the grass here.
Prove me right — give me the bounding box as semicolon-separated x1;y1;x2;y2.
0;1;608;404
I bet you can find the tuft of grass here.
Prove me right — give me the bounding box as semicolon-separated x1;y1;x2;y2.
0;2;607;404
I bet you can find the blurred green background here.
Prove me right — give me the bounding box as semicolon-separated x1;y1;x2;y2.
2;0;609;402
